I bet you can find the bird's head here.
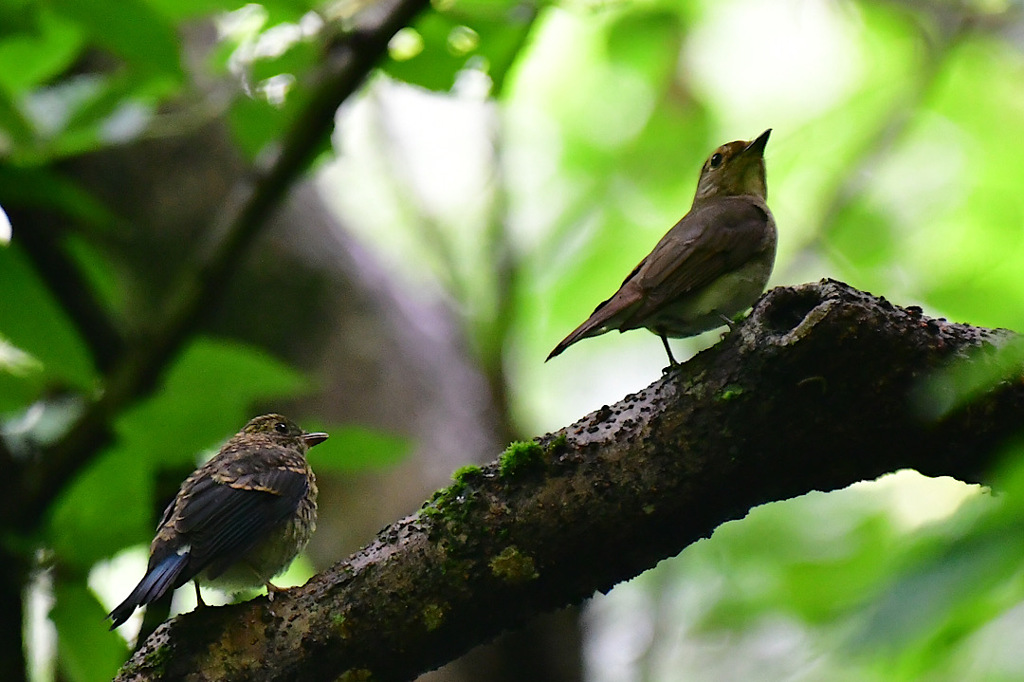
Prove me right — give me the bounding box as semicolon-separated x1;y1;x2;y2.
693;129;770;205
242;413;329;451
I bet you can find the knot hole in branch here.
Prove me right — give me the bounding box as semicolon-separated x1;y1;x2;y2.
758;286;825;335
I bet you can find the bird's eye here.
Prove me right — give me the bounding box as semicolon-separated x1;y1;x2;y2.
709;152;724;169
274;422;289;434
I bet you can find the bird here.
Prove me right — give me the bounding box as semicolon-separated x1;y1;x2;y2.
547;129;777;366
107;413;328;629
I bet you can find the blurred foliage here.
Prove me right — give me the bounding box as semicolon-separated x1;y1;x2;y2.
3;0;1024;680
328;0;1024;679
1;0;413;678
0;244;96;400
585;455;1024;682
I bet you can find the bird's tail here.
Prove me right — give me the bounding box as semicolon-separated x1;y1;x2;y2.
546;315;607;361
547;284;646;361
107;553;189;629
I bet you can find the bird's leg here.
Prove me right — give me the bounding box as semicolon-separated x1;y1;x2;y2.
659;333;679;369
263;580;283;602
193;581;207;608
718;313;737;331
245;563;283;601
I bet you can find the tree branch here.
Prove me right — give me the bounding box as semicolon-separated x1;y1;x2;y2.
116;280;1024;682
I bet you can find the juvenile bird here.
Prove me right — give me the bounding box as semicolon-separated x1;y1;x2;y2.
107;413;327;629
547;130;777;366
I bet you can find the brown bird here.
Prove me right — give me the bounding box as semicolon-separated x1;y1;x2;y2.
547;129;777;366
107;414;327;629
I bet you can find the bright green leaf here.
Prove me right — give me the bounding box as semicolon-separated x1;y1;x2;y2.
49;443;153;567
51;0;182;78
0;243;97;391
115;336;312;468
0;8;84;95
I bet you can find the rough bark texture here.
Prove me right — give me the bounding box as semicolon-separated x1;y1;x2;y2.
115;280;1024;682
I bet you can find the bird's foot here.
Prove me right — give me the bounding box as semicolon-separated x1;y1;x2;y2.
718;313;745;340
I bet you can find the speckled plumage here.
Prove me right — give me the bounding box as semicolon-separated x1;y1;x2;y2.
107;414;327;629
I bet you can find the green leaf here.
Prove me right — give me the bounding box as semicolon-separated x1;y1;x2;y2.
0;243;97;391
52;579;129;682
0;8;84;95
851;535;1014;655
384;14;476;91
0;165;120;228
227;86;314;160
0;337;45;412
115;337;312;468
49;443;153;567
51;0;183;78
303;424;412;473
383;5;538;93
63;233;126;317
910;338;1024;421
0;86;37;150
146;0;313;23
247;35;320;85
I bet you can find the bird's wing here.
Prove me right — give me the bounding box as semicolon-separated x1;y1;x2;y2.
168;451;309;579
622;198;771;322
546;198;771;359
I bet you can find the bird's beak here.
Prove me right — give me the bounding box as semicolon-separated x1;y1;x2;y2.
744;129;771;156
303;432;329;448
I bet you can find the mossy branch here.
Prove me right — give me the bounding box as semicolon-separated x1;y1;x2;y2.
115;280;1024;682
